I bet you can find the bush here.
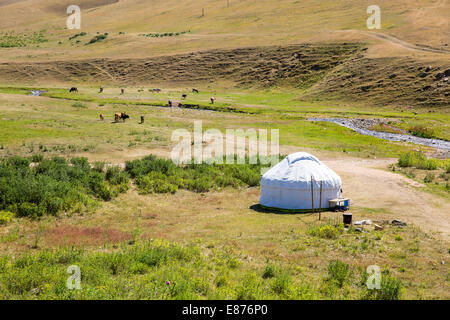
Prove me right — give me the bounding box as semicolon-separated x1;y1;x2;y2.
126;155;273;194
271;272;292;294
398;152;437;170
307;223;344;239
69;32;86;40
86;33;108;44
408;125;436;139
235;273;262;300
0;211;15;225
30;154;44;163
262;263;276;279
424;173;435;183
136;172;178;194
0;156;128;218
362;271;402;300
327;260;350;287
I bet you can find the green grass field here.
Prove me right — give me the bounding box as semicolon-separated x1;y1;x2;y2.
0;85;449;300
0;0;448;300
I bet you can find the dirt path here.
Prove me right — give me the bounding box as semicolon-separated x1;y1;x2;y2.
336;30;450;55
324;157;450;242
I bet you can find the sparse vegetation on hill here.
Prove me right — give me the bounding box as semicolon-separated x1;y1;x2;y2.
139;31;190;38
86;33;108;45
69;32;87;41
0;31;46;48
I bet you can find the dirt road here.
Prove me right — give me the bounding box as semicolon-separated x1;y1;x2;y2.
337;30;450;55
325;157;450;241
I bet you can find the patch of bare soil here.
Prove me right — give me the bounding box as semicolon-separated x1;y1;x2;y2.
44;224;132;247
324;157;450;242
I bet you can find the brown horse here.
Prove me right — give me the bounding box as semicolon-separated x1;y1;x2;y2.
115;113;130;123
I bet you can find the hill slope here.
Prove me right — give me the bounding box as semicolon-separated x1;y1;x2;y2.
0;0;448;62
0;0;448;108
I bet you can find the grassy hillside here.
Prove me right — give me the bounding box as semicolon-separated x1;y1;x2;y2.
0;0;448;62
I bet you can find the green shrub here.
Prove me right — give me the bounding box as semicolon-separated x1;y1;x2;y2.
0;156;128;218
307;223;344;239
69;32;87;40
215;272;229;287
136;172;178;194
126;155;273;194
235;273;262;300
408;125;436;139
271;272;292;294
30;154;44;163
262;263;276;279
86;33;108;44
0;211;15;225
424;173;435;183
106;166;128;186
327;260;350;287
362;271;403;300
398;152;437;170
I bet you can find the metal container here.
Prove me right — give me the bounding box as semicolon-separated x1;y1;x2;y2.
343;213;353;225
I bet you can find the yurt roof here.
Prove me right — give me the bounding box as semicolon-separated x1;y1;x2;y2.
261;152;341;190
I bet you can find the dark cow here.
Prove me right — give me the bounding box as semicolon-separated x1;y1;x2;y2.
192;88;199;93
182;94;187;99
99;87;104;93
115;113;130;123
69;87;78;93
168;100;173;107
140;116;145;124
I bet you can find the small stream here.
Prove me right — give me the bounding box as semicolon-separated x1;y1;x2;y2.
29;90;47;96
308;118;450;152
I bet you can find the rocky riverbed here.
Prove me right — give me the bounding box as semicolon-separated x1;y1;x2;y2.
308;118;450;153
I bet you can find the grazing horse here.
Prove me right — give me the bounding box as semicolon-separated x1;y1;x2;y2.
192;88;199;93
69;87;78;93
114;113;130;123
210;97;215;104
99;114;104;121
182;94;187;99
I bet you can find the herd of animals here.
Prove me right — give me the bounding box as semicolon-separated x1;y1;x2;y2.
68;87;215;124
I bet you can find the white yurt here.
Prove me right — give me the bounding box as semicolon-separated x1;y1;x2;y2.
260;152;342;211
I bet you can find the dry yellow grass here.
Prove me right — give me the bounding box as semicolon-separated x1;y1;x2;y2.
0;0;448;63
